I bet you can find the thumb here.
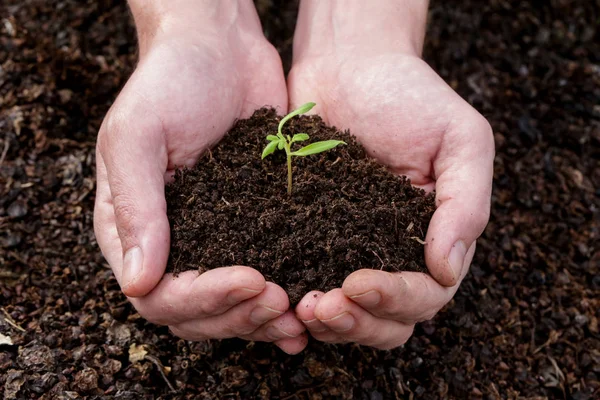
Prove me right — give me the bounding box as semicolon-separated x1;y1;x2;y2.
98;99;170;297
425;115;494;287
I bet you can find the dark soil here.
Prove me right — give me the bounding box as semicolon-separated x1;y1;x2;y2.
0;0;598;399
166;109;434;303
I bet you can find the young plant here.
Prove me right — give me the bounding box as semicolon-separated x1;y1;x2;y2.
261;102;346;195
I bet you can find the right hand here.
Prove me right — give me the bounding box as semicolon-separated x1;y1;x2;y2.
94;1;307;354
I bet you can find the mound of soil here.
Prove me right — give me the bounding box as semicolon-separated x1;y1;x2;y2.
165;109;435;303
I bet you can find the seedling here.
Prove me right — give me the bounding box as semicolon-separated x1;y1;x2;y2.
262;102;346;195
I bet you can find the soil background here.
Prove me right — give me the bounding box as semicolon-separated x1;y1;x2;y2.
1;0;599;399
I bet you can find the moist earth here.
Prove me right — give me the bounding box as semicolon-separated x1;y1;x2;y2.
165;108;435;304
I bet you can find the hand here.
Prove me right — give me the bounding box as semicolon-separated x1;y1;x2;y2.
289;0;494;349
94;0;306;354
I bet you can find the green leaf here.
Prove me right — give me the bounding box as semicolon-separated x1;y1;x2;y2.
286;135;291;142
277;140;284;150
261;140;280;159
278;102;317;135
266;135;279;142
291;133;310;143
291;140;346;157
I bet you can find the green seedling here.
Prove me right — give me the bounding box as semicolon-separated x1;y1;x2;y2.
262;102;346;195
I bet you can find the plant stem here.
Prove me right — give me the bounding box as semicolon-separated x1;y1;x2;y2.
286;145;293;195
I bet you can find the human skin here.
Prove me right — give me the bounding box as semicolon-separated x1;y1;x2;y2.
94;0;308;354
289;0;495;349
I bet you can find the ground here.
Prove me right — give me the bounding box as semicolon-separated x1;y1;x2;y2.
0;0;598;399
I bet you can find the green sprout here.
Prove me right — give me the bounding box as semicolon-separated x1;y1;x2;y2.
262;102;346;195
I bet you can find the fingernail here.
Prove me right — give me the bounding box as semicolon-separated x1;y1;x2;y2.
301;319;328;333
266;326;297;340
322;312;355;332
122;246;143;290
448;240;467;282
349;290;381;307
227;288;262;304
250;305;284;325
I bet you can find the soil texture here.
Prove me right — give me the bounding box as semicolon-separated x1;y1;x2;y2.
0;0;598;399
166;109;434;303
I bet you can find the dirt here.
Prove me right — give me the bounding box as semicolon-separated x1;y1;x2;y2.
0;0;598;399
166;109;434;304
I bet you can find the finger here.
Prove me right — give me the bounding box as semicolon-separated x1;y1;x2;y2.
274;333;309;355
94;151;125;270
171;282;290;340
314;289;414;349
240;310;306;342
97;96;170;297
426;115;494;286
296;291;330;333
342;242;475;323
129;267;266;325
296;291;340;343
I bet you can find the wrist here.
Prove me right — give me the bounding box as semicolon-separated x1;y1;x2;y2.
127;0;263;57
294;0;429;61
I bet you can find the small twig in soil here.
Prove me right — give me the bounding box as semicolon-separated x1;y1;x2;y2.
1;307;25;332
281;383;328;400
144;354;177;393
0;270;21;279
0;138;9;166
372;250;385;270
409;236;427;245
393;203;399;235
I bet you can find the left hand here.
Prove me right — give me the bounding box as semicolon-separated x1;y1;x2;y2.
288;1;494;349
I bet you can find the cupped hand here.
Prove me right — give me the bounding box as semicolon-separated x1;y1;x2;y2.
289;46;494;348
94;5;307;354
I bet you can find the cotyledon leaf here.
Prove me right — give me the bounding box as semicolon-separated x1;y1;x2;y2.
277;102;316;135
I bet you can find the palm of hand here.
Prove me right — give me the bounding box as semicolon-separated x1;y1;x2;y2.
291;54;473;186
288;53;494;349
127;38;287;172
96;34;287;286
95;35;309;355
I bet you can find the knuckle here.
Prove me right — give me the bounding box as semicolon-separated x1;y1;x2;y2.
469;202;491;234
475;116;496;154
354;324;379;344
221;320;255;338
137;309;169;326
311;332;338;343
112;193;139;239
191;297;219;318
416;308;440;323
375;327;414;350
235;324;258;337
98;110;125;150
169;326;207;342
476;115;493;136
134;302;175;326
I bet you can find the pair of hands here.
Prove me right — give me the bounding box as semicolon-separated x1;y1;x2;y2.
94;1;494;354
